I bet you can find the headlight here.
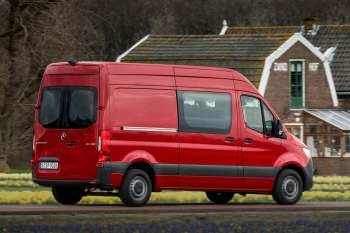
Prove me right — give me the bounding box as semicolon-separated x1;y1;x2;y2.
303;147;311;159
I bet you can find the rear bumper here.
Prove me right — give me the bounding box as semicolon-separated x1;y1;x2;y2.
32;178;93;187
32;167;95;188
32;162;128;188
96;162;128;188
302;159;314;191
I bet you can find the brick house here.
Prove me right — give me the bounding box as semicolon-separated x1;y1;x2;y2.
117;19;350;174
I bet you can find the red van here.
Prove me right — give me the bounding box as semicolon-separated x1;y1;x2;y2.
32;61;313;206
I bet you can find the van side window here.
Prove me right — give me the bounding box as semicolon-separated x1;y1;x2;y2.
241;95;264;133
177;91;231;134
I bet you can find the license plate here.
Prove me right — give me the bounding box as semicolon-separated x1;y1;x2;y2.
39;161;59;170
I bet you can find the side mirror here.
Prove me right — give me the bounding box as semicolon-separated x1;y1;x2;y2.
272;120;287;139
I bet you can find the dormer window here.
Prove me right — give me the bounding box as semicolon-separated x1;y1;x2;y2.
290;60;304;109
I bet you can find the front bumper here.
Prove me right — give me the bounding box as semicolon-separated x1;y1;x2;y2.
302;158;314;191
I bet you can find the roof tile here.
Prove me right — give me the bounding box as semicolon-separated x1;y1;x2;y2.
305;25;350;92
123;34;290;87
122;25;350;92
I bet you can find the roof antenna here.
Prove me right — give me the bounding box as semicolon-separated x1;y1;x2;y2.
68;59;77;66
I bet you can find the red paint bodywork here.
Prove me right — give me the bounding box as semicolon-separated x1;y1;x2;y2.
33;62;311;193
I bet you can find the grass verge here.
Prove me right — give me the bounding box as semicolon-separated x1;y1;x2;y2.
1;174;350;204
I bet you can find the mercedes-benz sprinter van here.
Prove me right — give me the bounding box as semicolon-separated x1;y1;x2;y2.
32;62;313;206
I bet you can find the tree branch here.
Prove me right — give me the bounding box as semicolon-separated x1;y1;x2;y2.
0;27;22;38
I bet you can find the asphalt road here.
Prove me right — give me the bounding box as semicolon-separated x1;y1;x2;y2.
1;202;350;215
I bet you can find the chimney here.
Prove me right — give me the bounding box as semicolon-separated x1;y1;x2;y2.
303;17;319;31
303;17;320;35
219;19;228;35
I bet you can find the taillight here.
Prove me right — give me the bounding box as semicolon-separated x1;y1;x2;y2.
98;130;111;163
32;135;35;152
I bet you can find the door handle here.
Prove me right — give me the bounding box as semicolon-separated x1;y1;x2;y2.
243;138;253;144
225;137;235;143
66;142;77;148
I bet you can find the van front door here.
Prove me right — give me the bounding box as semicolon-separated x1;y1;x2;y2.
177;90;242;190
238;92;284;191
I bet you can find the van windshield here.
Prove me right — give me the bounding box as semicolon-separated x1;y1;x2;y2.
39;86;97;129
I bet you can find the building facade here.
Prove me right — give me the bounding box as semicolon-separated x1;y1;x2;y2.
118;19;350;161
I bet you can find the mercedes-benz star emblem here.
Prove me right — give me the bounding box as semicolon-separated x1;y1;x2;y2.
60;132;67;141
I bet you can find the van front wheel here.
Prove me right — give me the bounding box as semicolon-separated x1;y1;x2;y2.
52;186;84;205
119;169;152;206
273;169;303;205
206;191;234;204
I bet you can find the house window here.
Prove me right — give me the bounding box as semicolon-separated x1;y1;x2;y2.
346;135;350;153
290;61;304;108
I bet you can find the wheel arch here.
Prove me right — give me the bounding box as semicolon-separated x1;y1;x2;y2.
276;163;306;190
124;162;156;189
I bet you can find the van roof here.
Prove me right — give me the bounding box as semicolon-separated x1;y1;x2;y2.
45;62;258;93
46;62;248;82
48;61;233;72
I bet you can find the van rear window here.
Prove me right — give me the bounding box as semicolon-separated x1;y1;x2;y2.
39;88;63;128
39;87;96;129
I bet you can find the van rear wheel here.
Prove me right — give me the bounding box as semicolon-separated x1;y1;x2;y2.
119;169;152;206
273;169;303;205
206;191;234;204
52;186;84;205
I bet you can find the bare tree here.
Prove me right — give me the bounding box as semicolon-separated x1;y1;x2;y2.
0;0;105;170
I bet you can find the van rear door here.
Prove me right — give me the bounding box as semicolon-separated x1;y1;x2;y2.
34;66;99;181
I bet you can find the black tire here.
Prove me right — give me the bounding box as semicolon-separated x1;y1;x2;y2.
52;186;84;205
273;169;303;205
119;169;152;207
206;191;234;204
